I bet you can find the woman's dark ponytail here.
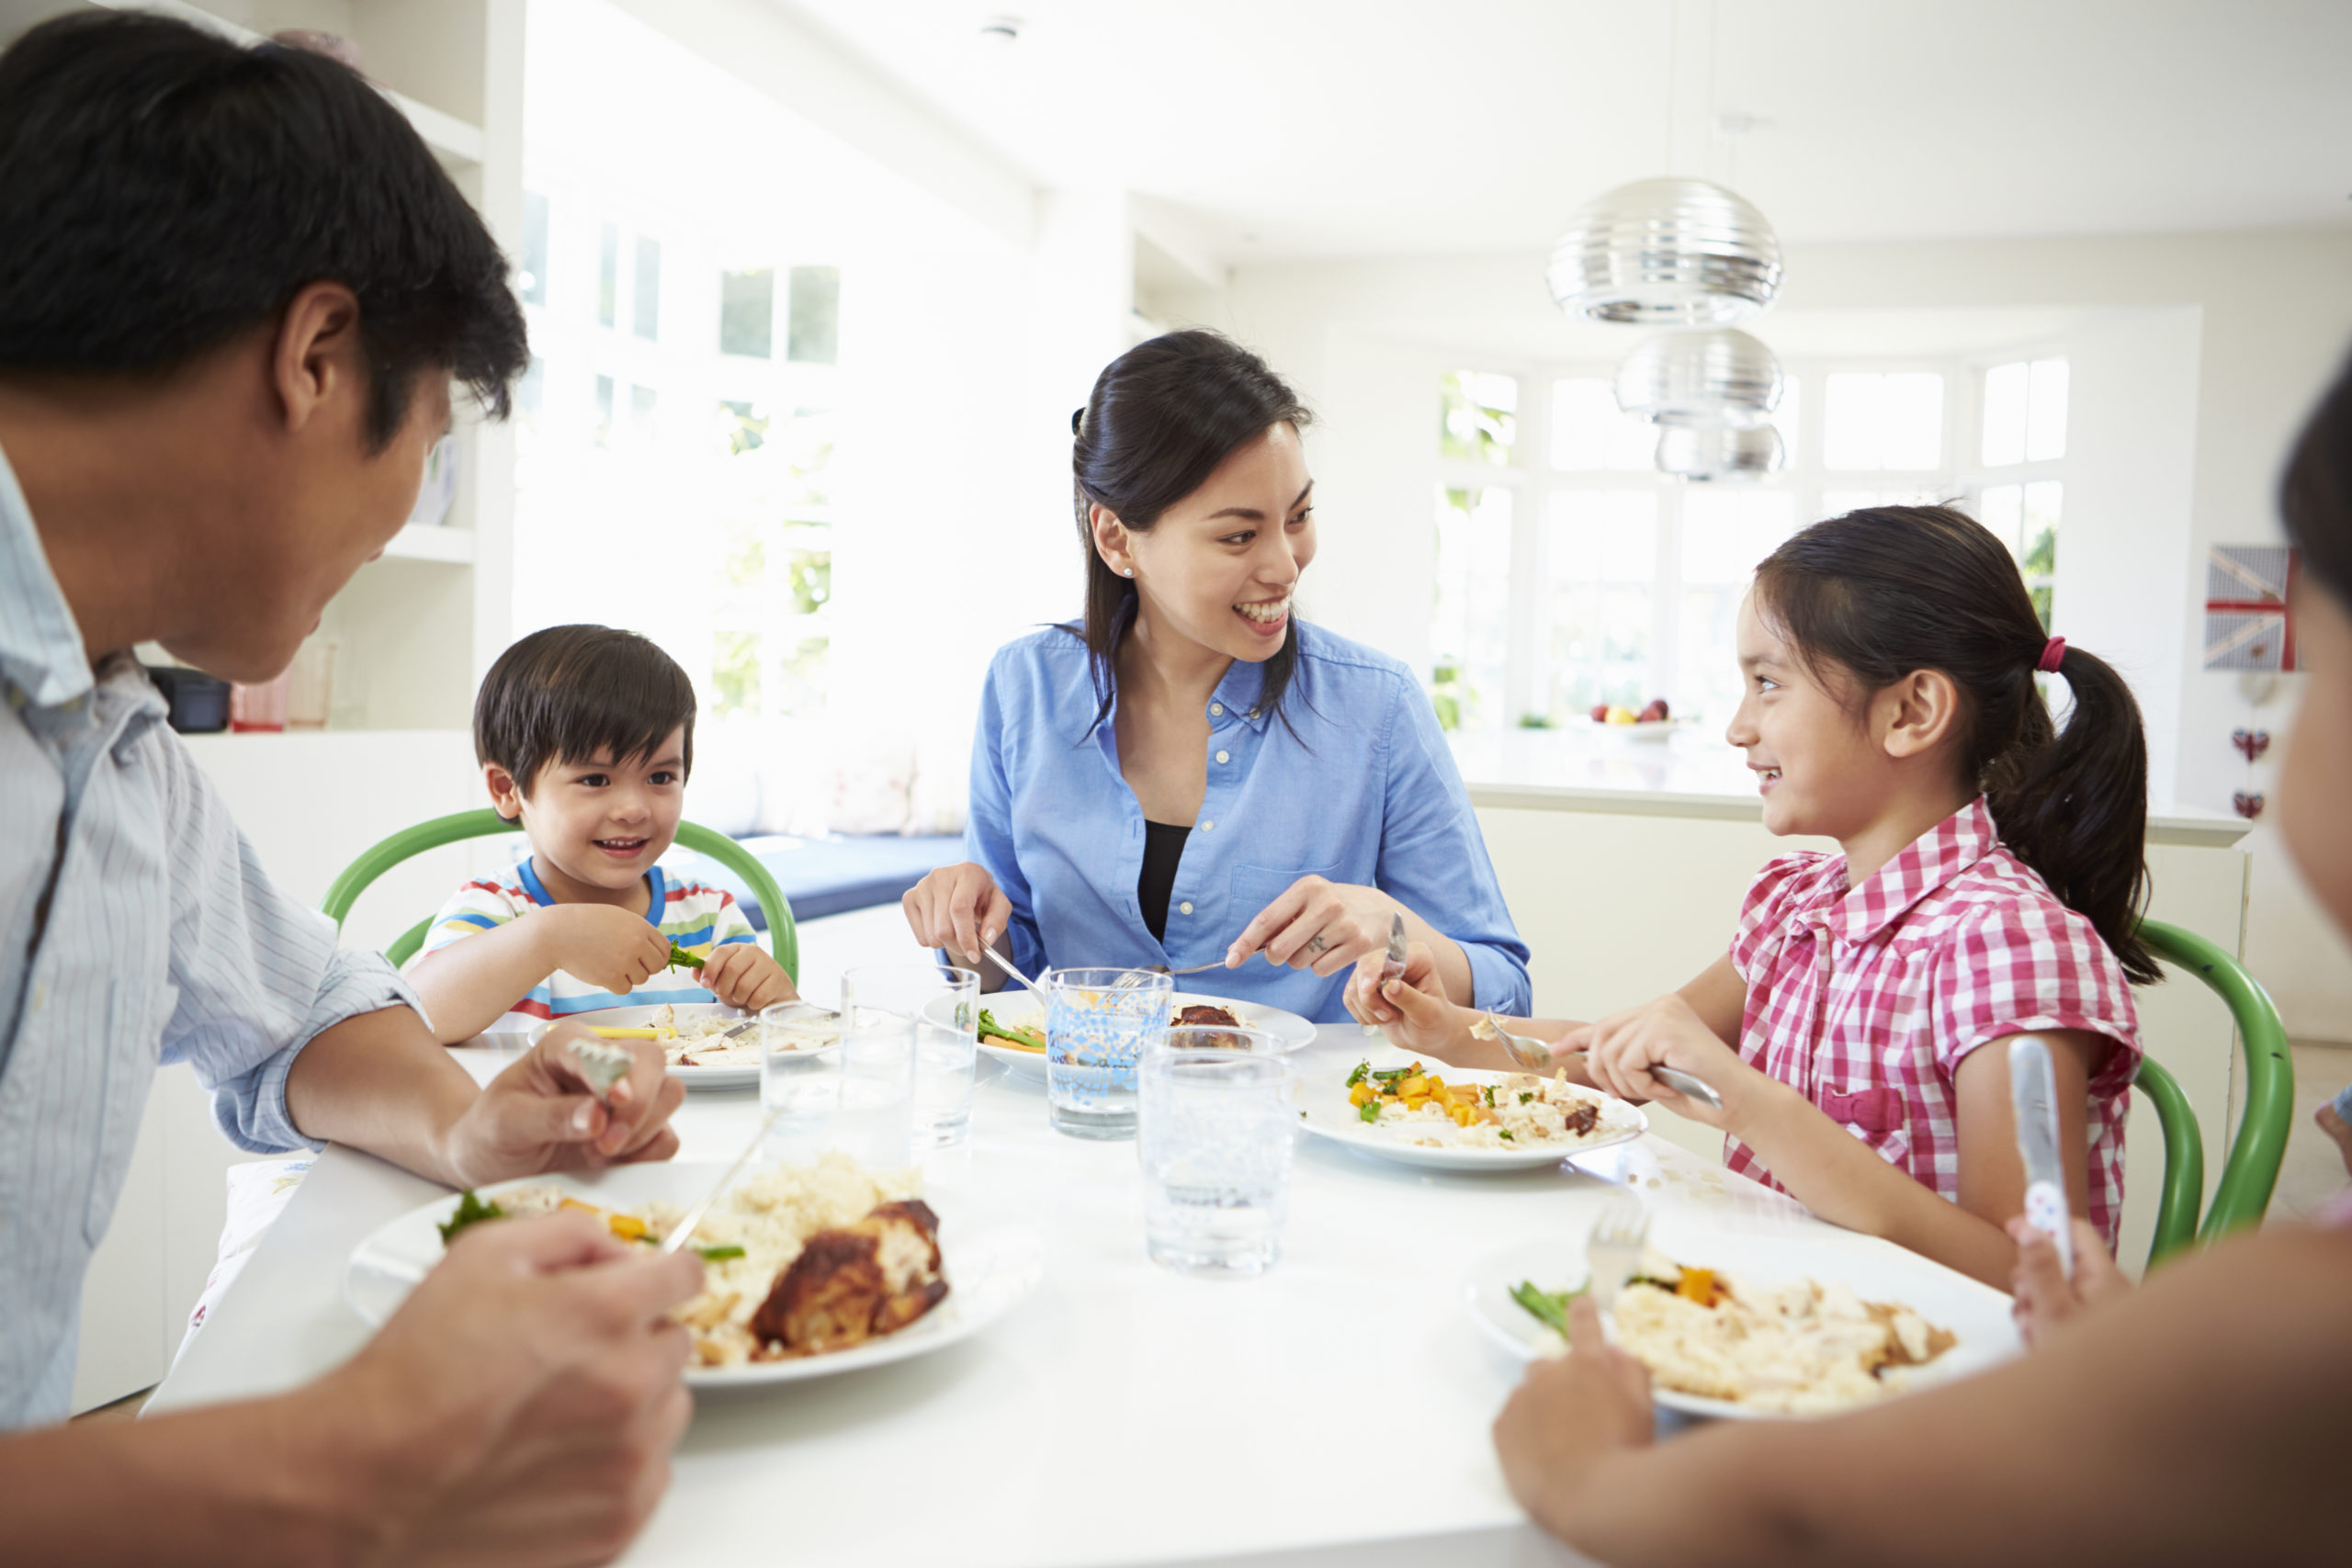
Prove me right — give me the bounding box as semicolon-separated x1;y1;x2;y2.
1755;506;2158;984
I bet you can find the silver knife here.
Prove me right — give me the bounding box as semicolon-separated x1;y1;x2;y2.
2008;1035;2075;1278
1362;912;1410;1034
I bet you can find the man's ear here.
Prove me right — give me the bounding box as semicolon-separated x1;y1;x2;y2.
1879;669;1964;761
271;280;367;435
483;761;526;821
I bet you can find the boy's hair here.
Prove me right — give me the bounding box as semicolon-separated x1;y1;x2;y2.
2282;348;2352;606
1753;505;2156;984
476;626;696;796
0;12;526;449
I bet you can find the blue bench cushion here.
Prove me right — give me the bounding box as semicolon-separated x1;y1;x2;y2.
662;834;966;929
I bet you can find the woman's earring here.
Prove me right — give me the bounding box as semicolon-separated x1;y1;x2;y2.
1123;569;1135;577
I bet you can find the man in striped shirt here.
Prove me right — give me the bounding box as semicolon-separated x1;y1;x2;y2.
0;14;697;1563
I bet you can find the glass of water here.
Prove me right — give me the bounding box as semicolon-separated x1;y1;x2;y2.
1138;1027;1295;1276
843;963;978;1152
759;1000;843;1157
1044;967;1172;1139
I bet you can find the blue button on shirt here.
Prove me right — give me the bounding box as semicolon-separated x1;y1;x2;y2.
967;623;1531;1023
0;446;421;1427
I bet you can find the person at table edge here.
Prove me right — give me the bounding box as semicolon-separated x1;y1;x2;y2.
0;16;698;1563
905;331;1532;1024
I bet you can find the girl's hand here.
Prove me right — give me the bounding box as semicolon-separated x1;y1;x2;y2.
1491;1294;1654;1540
902;862;1012;965
1345;942;1470;1056
1583;993;1760;1128
2007;1216;2133;1348
1228;876;1396;978
696;942;797;1014
545;904;673;997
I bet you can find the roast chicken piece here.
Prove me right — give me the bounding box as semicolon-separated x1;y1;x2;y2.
751;1199;948;1356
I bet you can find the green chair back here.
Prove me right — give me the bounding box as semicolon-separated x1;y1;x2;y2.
2132;918;2293;1264
321;807;797;980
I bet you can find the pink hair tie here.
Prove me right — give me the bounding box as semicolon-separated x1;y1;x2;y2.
2036;636;2066;673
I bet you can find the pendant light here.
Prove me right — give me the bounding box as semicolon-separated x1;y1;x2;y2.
1614;327;1782;427
1656;423;1784;481
1546;177;1782;327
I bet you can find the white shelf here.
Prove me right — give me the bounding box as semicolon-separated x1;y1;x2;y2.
380;524;475;564
87;1;484;167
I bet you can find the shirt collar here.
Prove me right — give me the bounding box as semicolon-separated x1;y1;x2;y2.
1824;796;1999;945
1211;655;1273;734
0;442;99;713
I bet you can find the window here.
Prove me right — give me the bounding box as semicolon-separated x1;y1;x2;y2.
786;266;839;364
520;191;549;305
720;268;774;358
596;222;617;328
1430;483;1514;730
1969;357;2067;627
628;384;657;445
518;355;546;423
1426;361;1962;731
1440;371;1519;467
592;374;613;446
632;236;662;341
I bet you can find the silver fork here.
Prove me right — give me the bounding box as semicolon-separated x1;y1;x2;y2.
1475;1010;1724;1112
1585;1197;1651;1312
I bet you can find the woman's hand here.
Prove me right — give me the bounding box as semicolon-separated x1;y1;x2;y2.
1583;993;1764;1127
1491;1293;1654;1541
1227;874;1397;979
902;862;1012;965
2007;1216;2133;1348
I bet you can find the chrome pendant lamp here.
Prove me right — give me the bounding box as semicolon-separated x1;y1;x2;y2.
1545;177;1782;327
1656;423;1784;482
1614;327;1782;428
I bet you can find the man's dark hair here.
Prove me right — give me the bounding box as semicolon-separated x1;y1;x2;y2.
0;11;527;446
476;626;697;800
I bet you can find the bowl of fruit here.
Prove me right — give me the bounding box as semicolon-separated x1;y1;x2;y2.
1589;697;1680;740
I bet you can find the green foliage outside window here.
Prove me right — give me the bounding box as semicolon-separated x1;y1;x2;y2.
2024;525;2057;629
1438;372;1516;467
713;629;761;716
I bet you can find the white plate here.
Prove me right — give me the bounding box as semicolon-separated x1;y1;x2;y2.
528;1002;837;1090
345;1164;1044;1388
1295;1058;1646;1171
962;991;1317;1081
1461;1219;2021;1418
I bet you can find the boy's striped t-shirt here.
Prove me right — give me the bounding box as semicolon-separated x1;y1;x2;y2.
420;858;758;1032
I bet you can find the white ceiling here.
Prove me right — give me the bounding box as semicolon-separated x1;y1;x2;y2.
777;0;2352;261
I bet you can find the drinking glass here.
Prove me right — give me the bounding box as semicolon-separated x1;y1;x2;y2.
1137;1027;1296;1276
839;963;978;1151
1044;967;1172;1140
759;1000;842;1157
832;965;950;1167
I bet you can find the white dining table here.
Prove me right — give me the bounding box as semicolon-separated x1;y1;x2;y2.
146;1028;1996;1567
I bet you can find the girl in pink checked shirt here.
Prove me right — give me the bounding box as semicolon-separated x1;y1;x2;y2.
1380;505;2151;1290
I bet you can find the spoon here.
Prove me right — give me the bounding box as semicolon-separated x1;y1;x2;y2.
980;945;1051;999
1473;1010;1724;1112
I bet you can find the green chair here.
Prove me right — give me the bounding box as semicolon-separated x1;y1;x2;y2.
321;807;798;981
2131;918;2293;1266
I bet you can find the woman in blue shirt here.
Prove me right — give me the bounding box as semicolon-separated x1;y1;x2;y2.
904;332;1530;1025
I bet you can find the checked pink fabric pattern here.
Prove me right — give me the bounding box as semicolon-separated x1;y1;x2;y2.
1724;797;2143;1244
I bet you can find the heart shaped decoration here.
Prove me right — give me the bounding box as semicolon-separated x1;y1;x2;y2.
2231;728;2272;761
2232;791;2266;819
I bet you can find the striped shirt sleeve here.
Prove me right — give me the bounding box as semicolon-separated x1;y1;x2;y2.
422;877;528;956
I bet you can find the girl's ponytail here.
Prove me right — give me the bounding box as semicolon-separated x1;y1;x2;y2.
1984;643;2157;984
1754;506;2157;984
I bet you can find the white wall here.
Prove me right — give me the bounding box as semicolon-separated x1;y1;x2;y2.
1161;228;2352;1038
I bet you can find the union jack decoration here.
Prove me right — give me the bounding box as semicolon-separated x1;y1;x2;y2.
2203;545;2300;671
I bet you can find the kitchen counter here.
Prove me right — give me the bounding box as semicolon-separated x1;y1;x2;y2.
1449;728;2250;849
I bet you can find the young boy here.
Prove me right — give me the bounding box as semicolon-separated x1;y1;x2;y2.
411;624;797;1041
